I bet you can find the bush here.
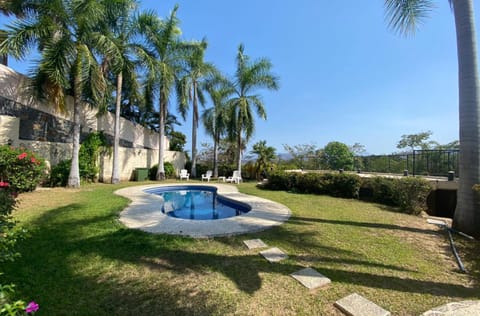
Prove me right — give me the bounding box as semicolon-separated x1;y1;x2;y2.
49;160;71;187
149;162;175;180
265;171;361;198
0;145;46;193
79;132;109;183
362;177;432;214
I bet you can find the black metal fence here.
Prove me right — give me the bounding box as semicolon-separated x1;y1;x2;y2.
356;149;459;177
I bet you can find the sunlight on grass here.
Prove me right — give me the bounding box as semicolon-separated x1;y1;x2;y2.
3;181;479;315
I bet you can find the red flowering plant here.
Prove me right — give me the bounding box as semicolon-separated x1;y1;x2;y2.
0;146;42;314
0;145;45;193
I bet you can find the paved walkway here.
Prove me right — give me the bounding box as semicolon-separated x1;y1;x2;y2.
115;183;291;238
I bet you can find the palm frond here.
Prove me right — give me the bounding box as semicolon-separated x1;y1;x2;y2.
384;0;435;36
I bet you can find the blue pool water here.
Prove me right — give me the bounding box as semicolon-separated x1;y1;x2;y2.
144;186;251;220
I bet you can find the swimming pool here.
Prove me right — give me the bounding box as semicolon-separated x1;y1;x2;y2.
144;186;251;220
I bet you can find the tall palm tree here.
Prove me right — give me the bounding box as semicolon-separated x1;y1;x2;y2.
226;44;279;174
385;0;480;237
203;76;234;177
140;5;185;180
98;0;156;184
0;0;107;188
176;39;218;178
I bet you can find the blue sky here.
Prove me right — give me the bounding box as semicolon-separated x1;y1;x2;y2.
4;1;478;155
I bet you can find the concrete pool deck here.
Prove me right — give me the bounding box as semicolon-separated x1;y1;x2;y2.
115;183;291;238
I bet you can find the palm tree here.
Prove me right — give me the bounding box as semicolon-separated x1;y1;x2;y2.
176;39;218;178
140;5;185;180
98;0;156;184
384;0;480;237
251;140;276;180
0;0;107;188
226;44;279;174
203;76;234;177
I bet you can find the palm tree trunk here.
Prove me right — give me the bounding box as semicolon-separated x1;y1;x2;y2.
237;129;242;174
157;90;166;180
452;0;480;238
213;131;219;177
67;76;82;188
111;72;122;184
191;82;198;178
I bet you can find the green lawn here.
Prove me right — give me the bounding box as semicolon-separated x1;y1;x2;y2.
3;181;479;315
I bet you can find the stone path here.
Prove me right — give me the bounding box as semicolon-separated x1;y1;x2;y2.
243;239;268;249
259;247;288;263
334;293;391;316
290;267;331;289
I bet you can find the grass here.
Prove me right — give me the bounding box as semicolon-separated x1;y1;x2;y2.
2;181;479;315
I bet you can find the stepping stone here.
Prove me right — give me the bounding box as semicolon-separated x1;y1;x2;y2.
243;239;268;249
427;218;447;226
260;247;288;262
334;293;391;316
421;300;480;315
290;267;331;289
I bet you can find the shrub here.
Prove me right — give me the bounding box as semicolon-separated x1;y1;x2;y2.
149;162;175;180
362;177;432;214
265;171;361;198
79;132;109;183
0;145;46;193
48;160;71;187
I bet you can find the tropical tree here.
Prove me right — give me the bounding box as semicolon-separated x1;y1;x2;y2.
98;0;156;184
0;0;107;188
140;5;185;180
385;0;480;237
203;75;233;177
396;130;433;151
251;140;276;179
322;141;354;170
177;39;218;178
226;44;279;174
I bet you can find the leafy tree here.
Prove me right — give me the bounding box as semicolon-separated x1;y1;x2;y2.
168;130;187;152
251;140;276;180
226;44;279;174
0;0;108;188
176;39;218;177
396;130;433;151
322;141;354;171
385;0;480;237
283;143;320;170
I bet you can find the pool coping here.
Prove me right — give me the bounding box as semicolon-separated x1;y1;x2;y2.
115;183;291;238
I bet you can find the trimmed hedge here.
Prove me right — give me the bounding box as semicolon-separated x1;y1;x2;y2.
265;171;361;198
265;171;432;214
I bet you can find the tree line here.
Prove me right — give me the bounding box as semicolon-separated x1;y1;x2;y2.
0;0;279;185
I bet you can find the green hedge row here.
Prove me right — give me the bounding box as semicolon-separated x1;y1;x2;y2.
264;171;432;214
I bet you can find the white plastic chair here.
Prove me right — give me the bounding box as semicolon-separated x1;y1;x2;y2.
201;170;212;182
226;170;242;184
179;169;189;180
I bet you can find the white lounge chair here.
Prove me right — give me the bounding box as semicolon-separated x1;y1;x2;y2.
226;170;242;184
179;169;189;180
201;170;212;182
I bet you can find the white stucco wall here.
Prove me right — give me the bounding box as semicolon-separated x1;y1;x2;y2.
0;64;184;182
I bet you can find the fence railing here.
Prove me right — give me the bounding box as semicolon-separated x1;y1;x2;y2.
356;149;459;177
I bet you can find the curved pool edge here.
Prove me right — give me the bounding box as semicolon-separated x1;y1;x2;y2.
114;183;291;238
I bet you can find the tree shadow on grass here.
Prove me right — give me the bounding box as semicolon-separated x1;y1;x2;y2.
6;202;480;315
288;216;440;236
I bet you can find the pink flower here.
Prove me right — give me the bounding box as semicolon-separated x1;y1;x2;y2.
18;152;27;160
0;181;9;188
31;157;36;163
25;301;39;313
